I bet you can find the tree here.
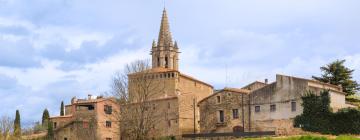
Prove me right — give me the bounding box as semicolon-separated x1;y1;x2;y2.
294;90;360;134
313;59;360;96
60;101;65;116
42;109;50;127
0;116;14;139
47;121;54;140
111;60;164;140
14;110;21;137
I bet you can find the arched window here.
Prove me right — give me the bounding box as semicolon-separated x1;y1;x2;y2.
165;56;169;68
165;57;169;68
157;57;160;67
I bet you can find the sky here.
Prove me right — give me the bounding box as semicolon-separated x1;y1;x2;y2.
0;0;360;126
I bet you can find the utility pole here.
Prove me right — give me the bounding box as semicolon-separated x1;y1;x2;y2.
193;98;196;134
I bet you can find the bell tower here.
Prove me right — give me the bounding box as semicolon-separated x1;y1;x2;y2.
151;8;179;70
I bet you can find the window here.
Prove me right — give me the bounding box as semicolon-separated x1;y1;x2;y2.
153;104;156;110
216;96;221;103
255;106;260;112
64;138;67;140
106;138;112;140
157;57;160;67
54;122;57;129
76;104;94;111
104;105;112;114
232;109;239;119
218;110;224;123
270;104;276;112
291;101;296;112
168;102;170;109
165;57;168;68
168;120;171;127
106;121;112;128
83;121;89;128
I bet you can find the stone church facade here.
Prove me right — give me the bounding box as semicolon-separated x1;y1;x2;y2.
122;9;213;139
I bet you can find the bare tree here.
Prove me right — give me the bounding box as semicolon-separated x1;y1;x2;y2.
0;116;14;140
111;60;165;140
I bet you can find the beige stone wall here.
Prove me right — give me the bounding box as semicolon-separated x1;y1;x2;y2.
128;71;179;101
199;90;250;133
177;75;213;134
120;97;180;139
95;100;120;140
126;70;212;138
329;91;346;111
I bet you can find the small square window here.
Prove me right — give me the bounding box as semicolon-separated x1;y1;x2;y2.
270;104;276;112
104;105;112;115
255;106;260;113
106;121;112;128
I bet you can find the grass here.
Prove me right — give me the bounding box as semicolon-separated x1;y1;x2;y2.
241;135;360;140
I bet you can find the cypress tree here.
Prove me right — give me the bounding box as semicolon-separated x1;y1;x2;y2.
47;121;54;140
42;109;50;127
14;110;21;137
60;101;64;116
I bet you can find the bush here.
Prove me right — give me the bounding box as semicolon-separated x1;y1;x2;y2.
294;90;360;135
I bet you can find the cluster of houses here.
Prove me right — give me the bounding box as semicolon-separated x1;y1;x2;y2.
49;9;355;140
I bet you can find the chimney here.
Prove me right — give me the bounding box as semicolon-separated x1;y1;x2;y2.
88;94;92;100
71;97;77;104
265;79;268;84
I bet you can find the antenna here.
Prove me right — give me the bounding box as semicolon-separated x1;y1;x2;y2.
225;63;228;87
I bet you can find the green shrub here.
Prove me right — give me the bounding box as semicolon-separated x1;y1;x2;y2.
294;90;360;135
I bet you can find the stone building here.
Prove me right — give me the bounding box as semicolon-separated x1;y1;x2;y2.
198;74;355;135
198;88;250;133
120;8;213;139
50;95;119;140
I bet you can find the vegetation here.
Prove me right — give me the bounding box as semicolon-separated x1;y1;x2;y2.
312;60;359;96
0;116;14;139
42;109;50;127
112;60;163;140
241;135;360;140
294;90;360;135
60;101;65;116
46;121;54;140
14;110;21;138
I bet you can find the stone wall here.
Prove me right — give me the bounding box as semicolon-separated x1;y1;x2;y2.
199;90;250;133
178;75;213;134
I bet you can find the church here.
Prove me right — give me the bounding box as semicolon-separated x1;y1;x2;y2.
120;8;213;139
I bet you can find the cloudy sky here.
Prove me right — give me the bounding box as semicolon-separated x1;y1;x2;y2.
0;0;360;126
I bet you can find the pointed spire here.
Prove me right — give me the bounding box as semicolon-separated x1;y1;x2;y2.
174;41;178;48
157;8;173;47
